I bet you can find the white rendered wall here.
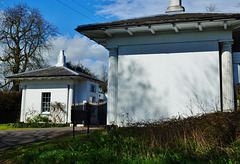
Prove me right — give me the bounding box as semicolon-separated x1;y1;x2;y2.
21;80;99;122
233;52;240;85
74;81;88;104
73;80;100;124
118;51;220;124
86;81;100;103
74;81;100;104
21;79;100;123
21;80;73;123
105;30;233;125
86;81;99;124
233;64;240;86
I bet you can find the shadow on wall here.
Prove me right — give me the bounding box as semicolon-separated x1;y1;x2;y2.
175;51;221;116
118;59;168;126
117;51;221;125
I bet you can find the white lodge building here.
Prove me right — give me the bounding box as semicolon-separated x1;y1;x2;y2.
75;0;240;126
7;50;103;123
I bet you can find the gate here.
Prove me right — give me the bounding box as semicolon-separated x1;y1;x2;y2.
236;83;240;110
71;101;107;126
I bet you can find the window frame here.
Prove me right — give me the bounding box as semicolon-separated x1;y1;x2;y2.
41;92;51;114
90;84;96;93
89;96;96;103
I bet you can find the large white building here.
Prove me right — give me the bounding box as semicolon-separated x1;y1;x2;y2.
7;50;103;123
75;0;240;126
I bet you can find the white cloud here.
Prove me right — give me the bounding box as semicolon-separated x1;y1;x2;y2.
81;59;108;76
45;34;108;76
97;0;240;19
98;0;168;19
184;0;239;13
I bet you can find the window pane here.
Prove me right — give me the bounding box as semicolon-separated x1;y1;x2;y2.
42;92;51;112
90;84;96;93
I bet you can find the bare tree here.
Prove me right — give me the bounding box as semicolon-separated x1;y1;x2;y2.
0;3;57;90
205;4;218;12
99;64;108;94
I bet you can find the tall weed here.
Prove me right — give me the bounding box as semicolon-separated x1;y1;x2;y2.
4;111;240;163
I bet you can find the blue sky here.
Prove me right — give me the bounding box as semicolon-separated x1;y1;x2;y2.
0;0;240;75
0;0;117;37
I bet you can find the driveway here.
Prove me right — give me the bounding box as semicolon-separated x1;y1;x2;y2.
0;127;96;152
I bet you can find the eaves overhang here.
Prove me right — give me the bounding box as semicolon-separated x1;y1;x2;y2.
7;75;78;80
7;75;105;85
7;75;105;84
75;13;240;46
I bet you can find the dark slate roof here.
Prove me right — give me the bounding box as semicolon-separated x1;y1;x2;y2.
6;66;104;84
75;13;240;32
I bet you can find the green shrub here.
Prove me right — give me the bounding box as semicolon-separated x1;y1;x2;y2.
26;115;50;124
0;91;21;113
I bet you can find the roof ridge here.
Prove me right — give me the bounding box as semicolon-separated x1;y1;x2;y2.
62;66;79;75
65;67;103;82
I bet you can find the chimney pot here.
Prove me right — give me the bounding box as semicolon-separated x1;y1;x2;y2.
56;50;66;67
166;0;185;13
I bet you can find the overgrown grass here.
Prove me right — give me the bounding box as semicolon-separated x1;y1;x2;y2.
0;123;70;130
1;111;240;163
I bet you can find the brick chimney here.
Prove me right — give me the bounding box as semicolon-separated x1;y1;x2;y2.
165;0;185;13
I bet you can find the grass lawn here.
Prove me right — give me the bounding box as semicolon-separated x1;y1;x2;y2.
1;112;240;164
0;123;70;131
1;130;183;164
0;125;35;130
0;129;238;164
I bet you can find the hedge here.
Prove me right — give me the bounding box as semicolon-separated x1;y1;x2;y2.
0;91;21;123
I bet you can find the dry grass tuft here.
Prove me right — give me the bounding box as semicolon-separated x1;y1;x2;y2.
118;111;240;160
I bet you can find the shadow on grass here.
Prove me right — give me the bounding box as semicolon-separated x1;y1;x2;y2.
0;127;90;152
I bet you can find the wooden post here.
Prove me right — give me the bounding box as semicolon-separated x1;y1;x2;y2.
73;121;75;139
86;103;90;134
83;102;90;134
72;105;75;139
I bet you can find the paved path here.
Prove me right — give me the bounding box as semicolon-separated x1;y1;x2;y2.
0;127;95;152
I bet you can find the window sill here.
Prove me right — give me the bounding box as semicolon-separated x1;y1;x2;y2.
41;112;50;115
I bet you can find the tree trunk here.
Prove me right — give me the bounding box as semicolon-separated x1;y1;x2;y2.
11;80;19;91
